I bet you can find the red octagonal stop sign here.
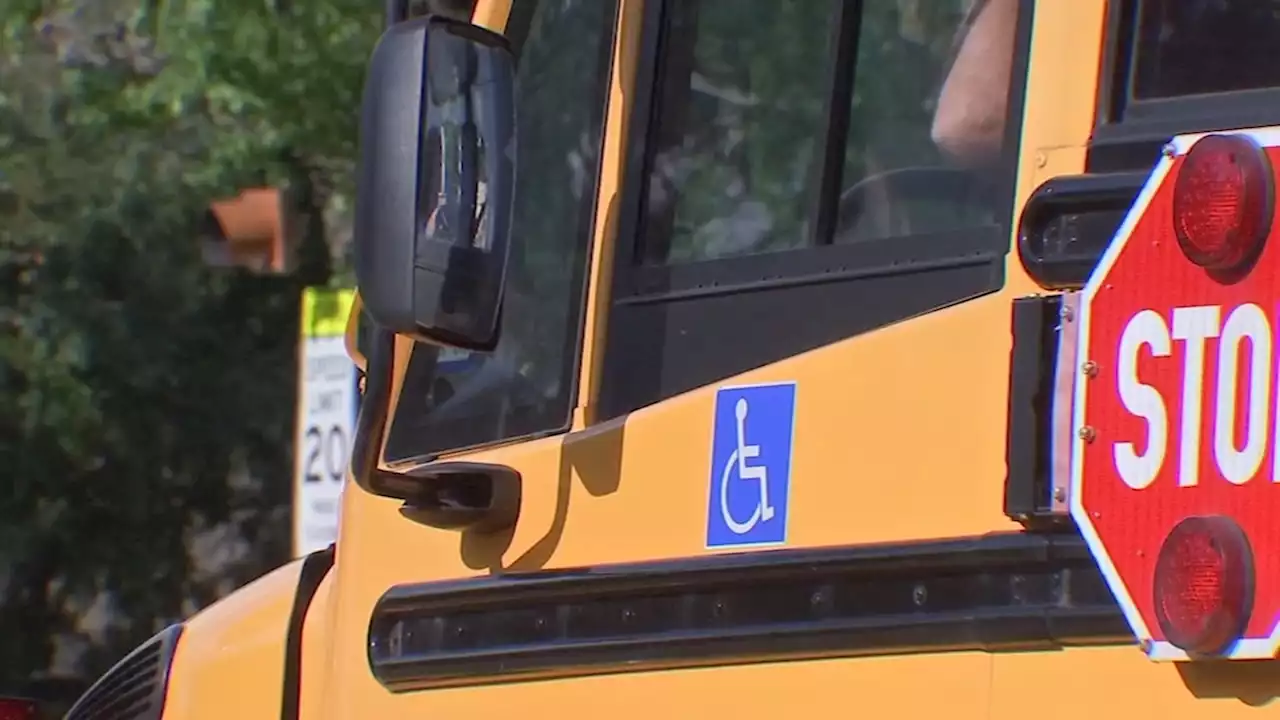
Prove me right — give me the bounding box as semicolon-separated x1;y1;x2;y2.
1072;127;1280;661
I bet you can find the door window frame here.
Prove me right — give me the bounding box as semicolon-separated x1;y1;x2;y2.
596;0;1037;420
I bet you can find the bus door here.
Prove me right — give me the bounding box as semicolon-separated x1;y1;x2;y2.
346;2;1043;717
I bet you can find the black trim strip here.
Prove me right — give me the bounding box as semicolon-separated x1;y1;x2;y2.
808;0;862;248
351;326;402;497
367;531;1130;692
280;544;336;720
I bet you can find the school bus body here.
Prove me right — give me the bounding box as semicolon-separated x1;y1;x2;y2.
68;0;1280;718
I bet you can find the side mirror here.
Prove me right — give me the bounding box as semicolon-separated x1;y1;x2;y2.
354;16;516;352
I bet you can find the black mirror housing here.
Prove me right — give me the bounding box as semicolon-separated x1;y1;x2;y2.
355;16;515;352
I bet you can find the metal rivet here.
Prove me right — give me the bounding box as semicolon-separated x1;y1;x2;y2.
1035;151;1048;168
1061;305;1075;322
1162;142;1177;157
1078;426;1097;443
1010;574;1026;603
1081;360;1099;378
1053;487;1067;502
912;584;928;606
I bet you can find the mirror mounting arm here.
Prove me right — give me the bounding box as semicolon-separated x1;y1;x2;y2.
370;462;521;533
353;328;520;533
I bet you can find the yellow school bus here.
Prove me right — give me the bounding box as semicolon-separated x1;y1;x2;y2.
64;0;1280;718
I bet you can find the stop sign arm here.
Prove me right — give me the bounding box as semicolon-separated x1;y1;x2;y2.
1003;292;1081;528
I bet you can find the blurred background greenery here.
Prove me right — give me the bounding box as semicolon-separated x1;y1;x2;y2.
0;0;381;697
0;0;975;705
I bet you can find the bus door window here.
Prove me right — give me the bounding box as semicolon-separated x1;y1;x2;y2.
634;0;1026;267
599;0;1032;418
636;0;837;264
931;0;1020;168
838;0;1022;241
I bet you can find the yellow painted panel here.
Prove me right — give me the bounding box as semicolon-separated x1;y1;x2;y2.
1002;0;1106;295
337;652;993;720
991;647;1280;718
164;560;303;718
1016;0;1106;153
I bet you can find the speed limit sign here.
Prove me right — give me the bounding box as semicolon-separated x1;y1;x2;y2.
293;288;358;557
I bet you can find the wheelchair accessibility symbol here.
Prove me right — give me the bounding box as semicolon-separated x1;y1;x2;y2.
706;382;796;548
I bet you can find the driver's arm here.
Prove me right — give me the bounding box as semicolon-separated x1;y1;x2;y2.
931;0;1019;168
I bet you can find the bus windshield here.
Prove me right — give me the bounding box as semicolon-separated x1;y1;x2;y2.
380;0;617;463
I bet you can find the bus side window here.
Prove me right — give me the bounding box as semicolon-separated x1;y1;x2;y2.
1131;0;1280;100
1091;0;1280;173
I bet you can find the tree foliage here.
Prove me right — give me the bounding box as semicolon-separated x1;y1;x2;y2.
0;0;380;690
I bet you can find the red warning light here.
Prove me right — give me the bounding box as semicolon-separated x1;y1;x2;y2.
0;697;37;720
1172;133;1273;274
1152;516;1254;656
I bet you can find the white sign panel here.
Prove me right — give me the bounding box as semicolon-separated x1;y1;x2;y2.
293;288;357;558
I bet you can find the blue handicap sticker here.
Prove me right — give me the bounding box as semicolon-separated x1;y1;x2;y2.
706;382;796;549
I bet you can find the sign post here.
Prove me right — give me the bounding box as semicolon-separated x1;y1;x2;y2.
293;287;358;558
